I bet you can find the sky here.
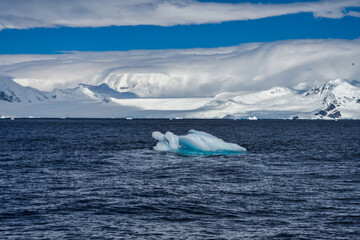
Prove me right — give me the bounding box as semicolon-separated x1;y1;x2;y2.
0;0;359;96
0;0;359;53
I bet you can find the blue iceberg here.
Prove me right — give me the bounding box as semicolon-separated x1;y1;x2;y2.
152;129;246;155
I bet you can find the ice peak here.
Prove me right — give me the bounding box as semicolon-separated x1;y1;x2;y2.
267;87;293;94
327;79;349;85
304;79;355;97
303;79;360;116
52;82;138;101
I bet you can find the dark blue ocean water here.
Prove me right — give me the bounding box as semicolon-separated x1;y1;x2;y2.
0;119;359;239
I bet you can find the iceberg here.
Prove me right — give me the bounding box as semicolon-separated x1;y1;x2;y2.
152;129;246;155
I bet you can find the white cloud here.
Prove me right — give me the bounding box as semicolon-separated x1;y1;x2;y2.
0;38;359;97
0;0;359;30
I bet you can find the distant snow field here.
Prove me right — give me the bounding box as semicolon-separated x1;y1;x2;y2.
111;98;211;111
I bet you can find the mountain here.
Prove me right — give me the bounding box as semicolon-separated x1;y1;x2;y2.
52;83;138;102
304;79;360;119
0;77;359;119
99;72;174;97
194;79;360;119
0;77;139;118
0;76;50;103
79;83;138;99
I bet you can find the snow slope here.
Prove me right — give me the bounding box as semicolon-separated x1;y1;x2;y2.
304;79;360;119
111;98;210;111
186;79;360;119
0;76;50;103
52;83;138;102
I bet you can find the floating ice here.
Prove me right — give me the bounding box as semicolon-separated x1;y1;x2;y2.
152;129;246;155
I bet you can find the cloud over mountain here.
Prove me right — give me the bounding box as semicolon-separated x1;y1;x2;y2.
0;38;359;97
0;0;359;30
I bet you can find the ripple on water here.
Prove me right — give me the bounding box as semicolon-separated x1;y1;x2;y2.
0;119;359;239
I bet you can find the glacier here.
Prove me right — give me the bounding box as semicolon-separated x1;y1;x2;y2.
152;130;246;155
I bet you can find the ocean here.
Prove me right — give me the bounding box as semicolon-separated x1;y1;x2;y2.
0;119;359;239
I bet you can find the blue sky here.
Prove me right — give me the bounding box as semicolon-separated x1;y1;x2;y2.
0;0;359;54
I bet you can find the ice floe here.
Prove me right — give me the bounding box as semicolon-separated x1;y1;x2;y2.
152;129;246;155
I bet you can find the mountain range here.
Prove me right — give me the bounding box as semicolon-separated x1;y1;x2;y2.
1;76;359;119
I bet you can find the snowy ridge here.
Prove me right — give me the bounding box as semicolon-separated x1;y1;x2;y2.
305;79;360;104
0;76;50;103
52;83;138;102
304;79;360;119
198;79;360;119
0;77;359;119
0;77;138;103
99;72;176;97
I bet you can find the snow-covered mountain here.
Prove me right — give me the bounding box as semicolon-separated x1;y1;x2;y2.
52;83;138;102
99;72;176;97
188;79;360;119
0;76;50;103
0;77;359;119
304;79;360;119
0;75;138;103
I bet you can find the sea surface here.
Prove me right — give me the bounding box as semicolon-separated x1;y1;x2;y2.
0;119;359;239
